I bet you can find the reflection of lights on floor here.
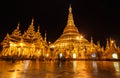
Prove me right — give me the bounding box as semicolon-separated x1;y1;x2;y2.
22;60;30;78
92;61;98;73
24;60;30;71
73;61;76;72
113;62;119;72
11;70;17;78
59;61;62;68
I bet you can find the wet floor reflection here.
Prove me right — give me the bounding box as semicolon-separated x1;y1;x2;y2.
92;61;98;73
0;60;120;78
113;62;120;72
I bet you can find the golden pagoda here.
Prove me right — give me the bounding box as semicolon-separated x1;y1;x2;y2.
50;5;98;59
0;18;48;59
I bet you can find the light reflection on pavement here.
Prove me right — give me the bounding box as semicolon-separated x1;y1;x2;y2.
0;60;120;78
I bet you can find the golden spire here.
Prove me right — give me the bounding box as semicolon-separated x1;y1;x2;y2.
31;17;34;26
91;36;93;43
11;22;21;38
44;31;47;43
106;38;110;49
97;41;101;48
37;25;40;32
69;4;72;13
6;33;10;37
90;36;94;47
23;17;35;40
67;4;75;26
1;33;10;47
17;22;20;29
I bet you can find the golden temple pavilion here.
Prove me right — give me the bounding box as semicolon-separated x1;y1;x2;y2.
0;19;49;59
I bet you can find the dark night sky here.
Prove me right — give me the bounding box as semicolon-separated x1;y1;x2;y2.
0;0;120;46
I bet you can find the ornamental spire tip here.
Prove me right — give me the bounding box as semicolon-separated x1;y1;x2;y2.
31;17;34;26
69;4;72;13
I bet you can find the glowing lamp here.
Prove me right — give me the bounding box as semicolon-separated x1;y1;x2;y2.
92;53;96;58
73;53;76;59
59;53;62;58
112;53;118;59
20;43;23;46
46;54;49;57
